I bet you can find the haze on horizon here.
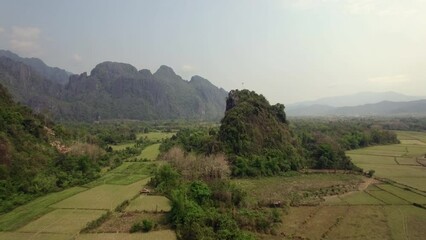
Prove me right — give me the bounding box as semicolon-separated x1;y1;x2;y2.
0;0;425;104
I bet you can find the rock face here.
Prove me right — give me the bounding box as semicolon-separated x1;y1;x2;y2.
0;50;72;85
0;51;228;122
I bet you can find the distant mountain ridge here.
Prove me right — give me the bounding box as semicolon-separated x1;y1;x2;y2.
0;50;72;85
287;91;426;117
289;91;423;108
0;50;227;122
287;99;426;117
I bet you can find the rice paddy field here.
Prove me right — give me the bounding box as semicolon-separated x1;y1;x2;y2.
347;131;426;191
125;195;171;212
253;131;426;240
52;179;149;210
138;143;161;160
0;138;175;240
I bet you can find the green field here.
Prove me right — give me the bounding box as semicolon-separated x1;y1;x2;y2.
18;209;106;234
77;230;177;240
53;179;149;210
376;184;426;204
138;143;161;160
126;195;171;212
348;131;426;191
0;232;73;240
0;187;87;231
394;130;426;143
367;189;409;204
137;132;175;142
85;162;155;187
0;230;178;240
340;191;384;205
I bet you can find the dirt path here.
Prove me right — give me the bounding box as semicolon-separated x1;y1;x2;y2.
324;177;379;202
358;177;379;191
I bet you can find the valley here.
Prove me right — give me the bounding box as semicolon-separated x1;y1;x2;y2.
1;130;425;240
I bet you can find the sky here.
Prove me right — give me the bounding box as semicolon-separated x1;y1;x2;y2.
0;0;425;104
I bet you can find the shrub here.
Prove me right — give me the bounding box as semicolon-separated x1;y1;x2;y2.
366;169;375;178
130;219;155;233
142;219;154;232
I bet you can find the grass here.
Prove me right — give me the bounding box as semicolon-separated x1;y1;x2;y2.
367;190;409;205
126;196;171;212
394;130;426;143
138;143;161;160
137;132;175;142
18;209;106;234
0;224;184;240
377;184;426;204
327;206;391;240
296;206;348;239
273;204;426;240
348;131;426;192
85;162;155;188
233;173;362;206
340;192;383;205
0;187;87;231
52;179;150;210
395;157;420;165
76;230;177;240
0;232;73;240
385;205;426;240
110;143;135;151
347;154;397;165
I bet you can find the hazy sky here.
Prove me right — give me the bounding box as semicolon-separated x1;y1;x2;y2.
0;0;425;104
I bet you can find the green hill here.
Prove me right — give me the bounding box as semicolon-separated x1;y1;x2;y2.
218;89;304;176
0;83;99;213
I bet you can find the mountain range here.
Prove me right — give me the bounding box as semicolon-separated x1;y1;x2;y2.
287;92;426;117
0;50;227;122
1;49;425;120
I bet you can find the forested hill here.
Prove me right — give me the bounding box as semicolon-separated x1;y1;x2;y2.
0;83;105;213
0;51;228;122
218;89;305;176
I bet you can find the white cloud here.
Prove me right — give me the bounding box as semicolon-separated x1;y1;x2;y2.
0;27;4;34
368;74;410;84
181;64;195;72
72;53;82;62
9;26;42;55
